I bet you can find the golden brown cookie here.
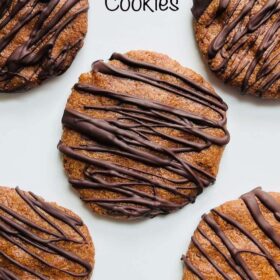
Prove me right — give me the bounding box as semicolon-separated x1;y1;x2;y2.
0;0;88;92
0;186;94;279
182;187;280;279
58;50;230;220
192;0;280;99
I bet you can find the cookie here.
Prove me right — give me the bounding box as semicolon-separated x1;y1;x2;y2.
0;0;88;92
182;187;280;279
0;186;94;279
192;0;280;99
58;50;230;220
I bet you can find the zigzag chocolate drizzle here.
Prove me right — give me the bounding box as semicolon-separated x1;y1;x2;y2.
58;53;229;219
183;188;280;279
192;0;280;96
0;0;88;91
0;187;92;279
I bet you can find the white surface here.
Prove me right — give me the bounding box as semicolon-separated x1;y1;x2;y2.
0;1;280;279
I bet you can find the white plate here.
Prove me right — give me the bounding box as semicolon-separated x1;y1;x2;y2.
0;1;280;279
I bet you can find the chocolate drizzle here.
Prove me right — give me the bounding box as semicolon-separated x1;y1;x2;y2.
0;267;18;280
192;0;213;20
0;187;92;279
0;0;88;92
58;52;229;219
192;0;280;97
183;188;280;279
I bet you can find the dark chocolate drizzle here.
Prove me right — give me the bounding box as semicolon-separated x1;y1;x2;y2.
192;0;280;96
58;52;229;219
183;188;280;279
192;0;213;20
0;267;18;280
0;0;88;92
0;187;92;279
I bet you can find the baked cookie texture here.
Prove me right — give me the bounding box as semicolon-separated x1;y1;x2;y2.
58;50;230;220
0;0;88;92
0;186;94;279
182;187;280;280
192;0;280;99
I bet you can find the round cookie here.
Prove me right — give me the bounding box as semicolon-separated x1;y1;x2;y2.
0;186;94;279
0;0;88;92
192;0;280;99
182;187;280;279
58;50;230;220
